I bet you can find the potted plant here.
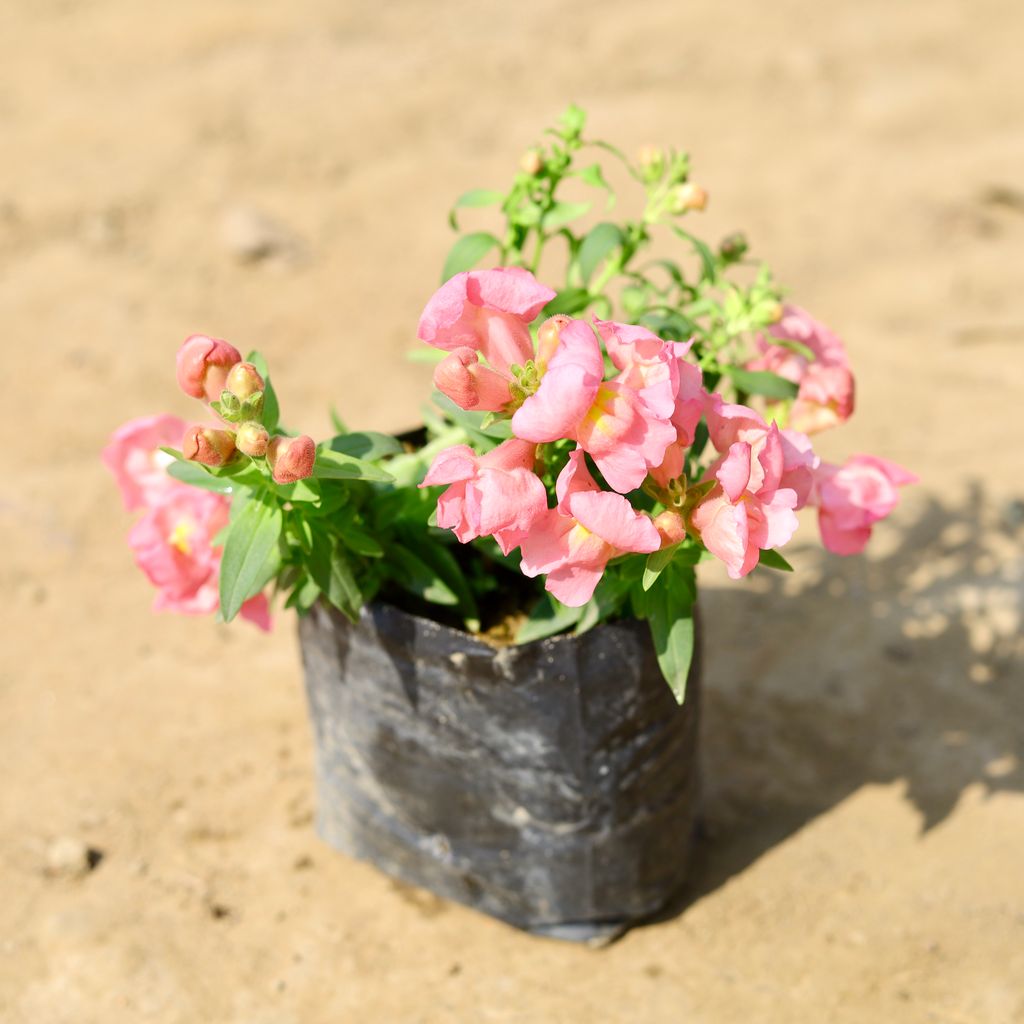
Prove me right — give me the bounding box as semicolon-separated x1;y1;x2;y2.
103;106;914;943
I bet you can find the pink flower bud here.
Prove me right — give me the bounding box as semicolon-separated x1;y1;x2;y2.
653;510;687;549
235;422;269;457
669;183;708;214
520;149;544;176
183;425;237;467
267;435;316;484
433;347;513;412
224;361;265;400
176;335;242;402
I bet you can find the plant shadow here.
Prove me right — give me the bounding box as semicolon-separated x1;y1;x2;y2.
675;482;1023;907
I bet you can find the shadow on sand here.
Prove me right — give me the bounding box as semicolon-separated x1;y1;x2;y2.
677;484;1023;907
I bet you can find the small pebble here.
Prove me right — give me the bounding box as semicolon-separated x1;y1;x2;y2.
220;205;295;263
45;837;101;879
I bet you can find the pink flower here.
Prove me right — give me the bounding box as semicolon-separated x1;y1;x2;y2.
691;422;800;579
417;267;556;376
267;435;316;484
103;414;188;510
705;394;818;510
511;319;676;493
520;450;661;606
814;455;916;555
127;487;271;630
420;438;547;555
176;335;242;402
749;304;854;434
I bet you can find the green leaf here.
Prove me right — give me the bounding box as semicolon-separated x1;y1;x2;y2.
542;201;590;231
166;460;236;495
324;431;402;461
577;223;624;285
390;545;459;606
441;232;501;283
647;566;696;704
285;574;322;614
724;367;799;400
219;494;283;622
757;548;795;572
338;523;384;558
672;227;717;283
308;528;362;620
313;448;394;483
516;593;584;644
576;164;615;207
542;287;592;317
642;545;677;592
431;393;513;444
245;350;280;431
448;189;505;229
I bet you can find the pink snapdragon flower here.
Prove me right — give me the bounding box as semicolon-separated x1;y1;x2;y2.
813;455;917;555
691;414;801;580
102;414;188;510
748;304;854;434
176;335;242;402
520;450;661;606
512;319;676;493
705;394;818;509
418;267;555;376
420;438;547;555
128;487;270;629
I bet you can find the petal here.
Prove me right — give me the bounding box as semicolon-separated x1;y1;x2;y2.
420;445;479;487
567;490;661;554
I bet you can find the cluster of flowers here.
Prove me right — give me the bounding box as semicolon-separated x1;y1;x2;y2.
419;267;915;606
102;336;321;628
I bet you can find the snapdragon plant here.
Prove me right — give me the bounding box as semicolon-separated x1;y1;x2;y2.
105;106;913;702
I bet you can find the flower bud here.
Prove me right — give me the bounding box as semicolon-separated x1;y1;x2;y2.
267;435;316;484
653;510;687;549
535;314;572;371
225;361;265;400
235;421;270;458
636;145;665;182
520;149;544;176
176;335;242;402
434;347;512;412
719;232;748;262
182;425;237;467
669;182;708;214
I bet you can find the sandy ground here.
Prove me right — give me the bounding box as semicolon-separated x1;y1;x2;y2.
2;0;1023;1020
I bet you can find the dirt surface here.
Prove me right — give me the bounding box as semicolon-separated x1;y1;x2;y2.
2;1;1023;1021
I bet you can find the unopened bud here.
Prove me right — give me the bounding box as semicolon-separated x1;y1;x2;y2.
235;422;270;457
176;335;242;402
267;434;316;484
434;347;512;412
225;361;265;400
520;149;544;176
653;510;687;549
182;425;237;467
719;232;748;262
636;145;665;182
669;182;708;214
535;314;572;371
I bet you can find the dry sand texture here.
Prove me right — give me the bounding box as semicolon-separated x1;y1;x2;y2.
2;1;1023;1021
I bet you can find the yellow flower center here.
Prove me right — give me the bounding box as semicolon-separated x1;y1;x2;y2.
583;386;617;436
168;519;194;556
